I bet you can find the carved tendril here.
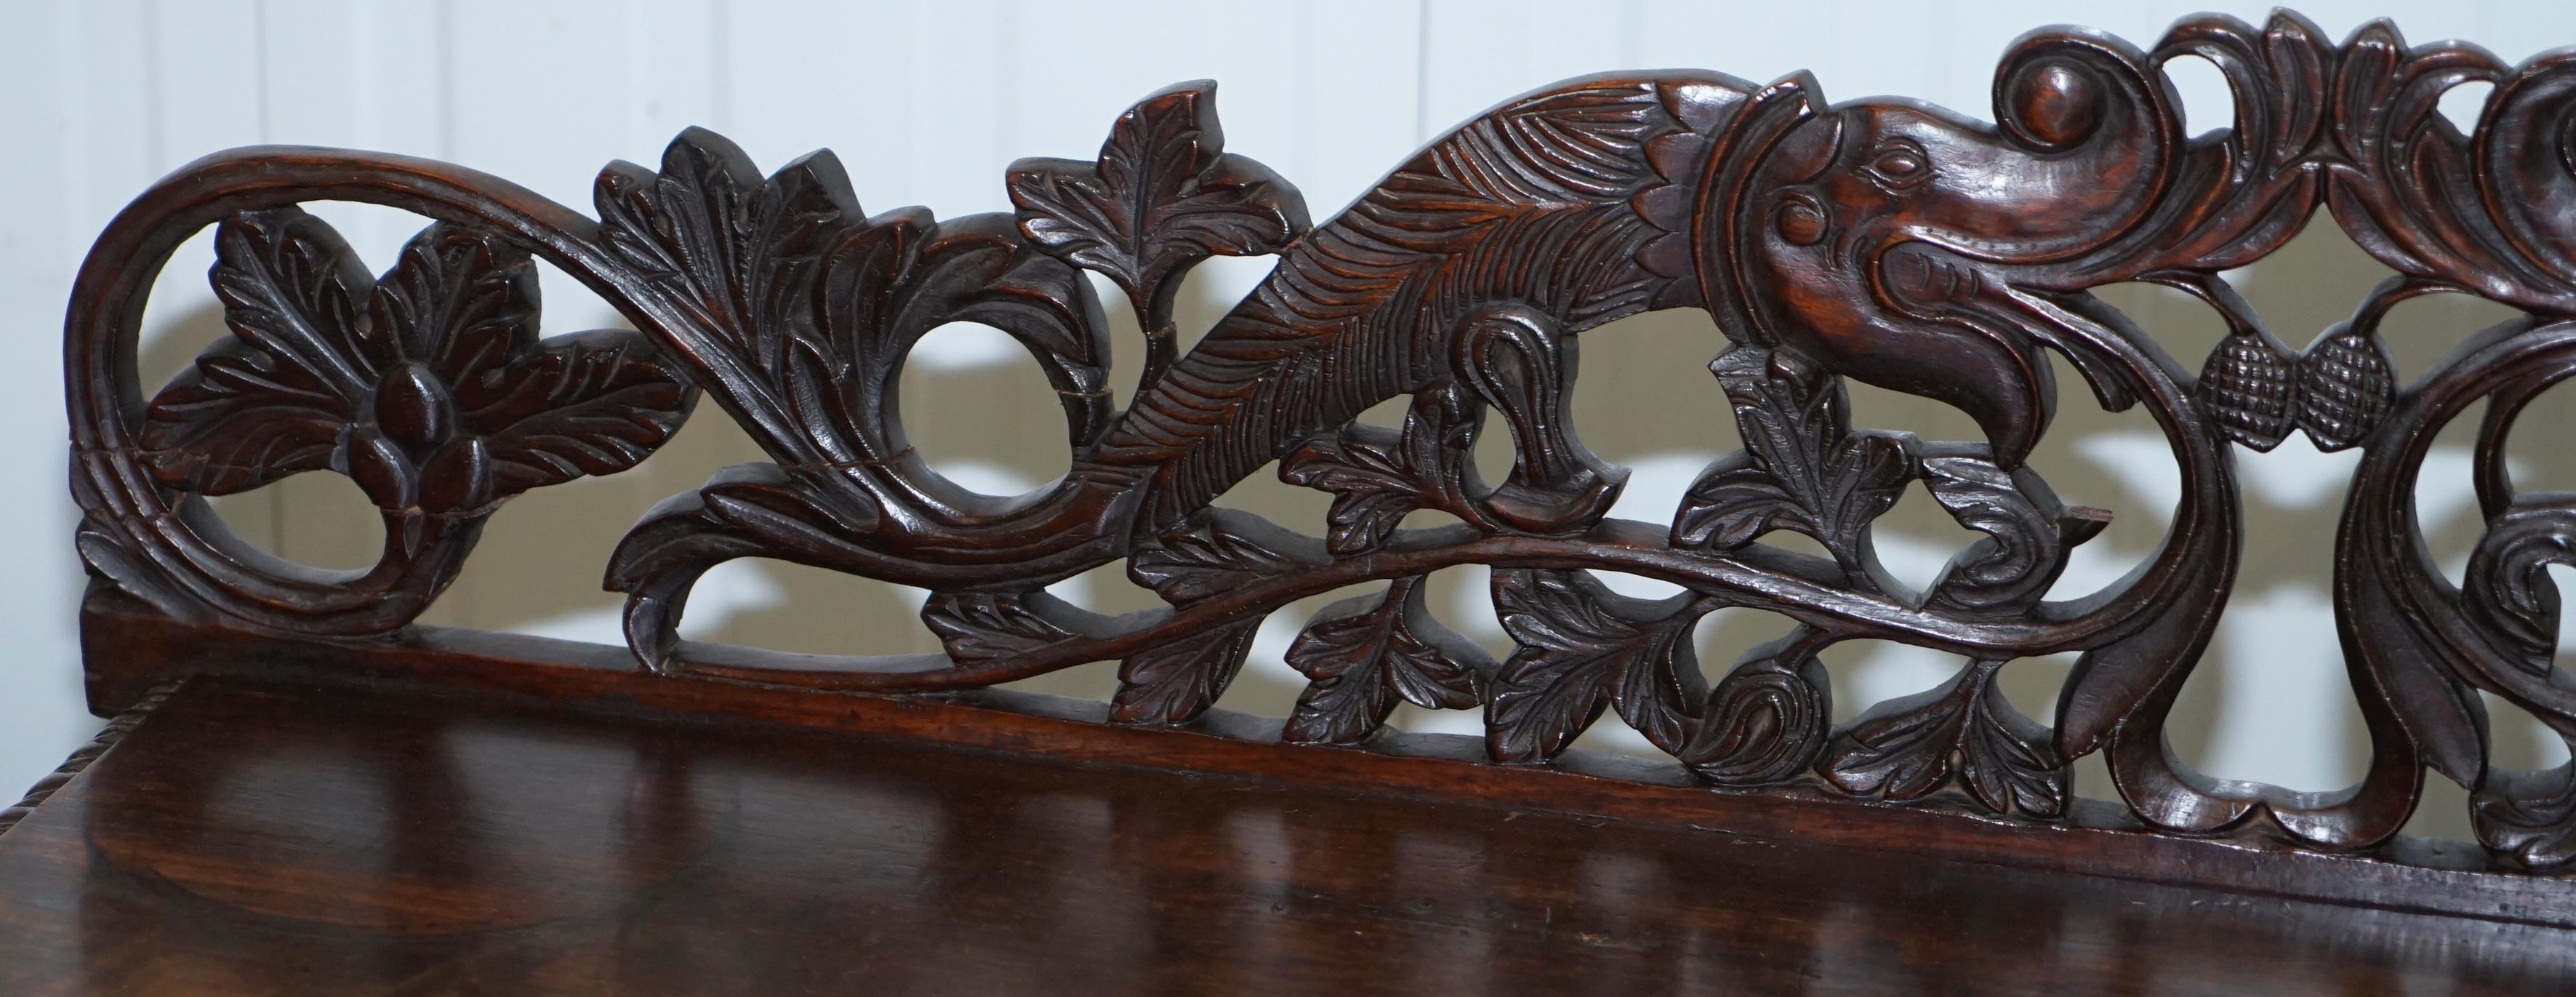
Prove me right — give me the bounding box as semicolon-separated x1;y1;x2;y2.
65;9;2576;870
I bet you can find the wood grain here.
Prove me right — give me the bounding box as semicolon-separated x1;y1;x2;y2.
49;7;2576;940
4;677;2572;996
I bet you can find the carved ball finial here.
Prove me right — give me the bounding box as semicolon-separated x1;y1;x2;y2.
2004;58;2103;151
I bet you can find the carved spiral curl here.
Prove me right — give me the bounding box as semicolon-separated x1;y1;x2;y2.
2337;319;2576;866
59;10;2576;868
68;149;707;634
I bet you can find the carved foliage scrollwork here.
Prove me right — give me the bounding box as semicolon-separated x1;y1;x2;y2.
593;127;1125;669
1279;387;1489;556
106;205;694;628
1283;574;1490;746
1485;569;1712;765
1673;347;1911;582
1006;80;1309;394
63;9;2576;872
147;211;693;521
1823;658;2066;817
1117;510;1323;724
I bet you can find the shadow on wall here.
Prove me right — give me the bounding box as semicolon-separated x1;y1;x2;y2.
143;214;2572;846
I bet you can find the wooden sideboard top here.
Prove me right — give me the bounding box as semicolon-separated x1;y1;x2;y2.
1;675;2567;996
29;6;2576;990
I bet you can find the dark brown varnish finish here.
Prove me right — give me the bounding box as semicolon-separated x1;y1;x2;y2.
4;677;2572;996
25;8;2576;986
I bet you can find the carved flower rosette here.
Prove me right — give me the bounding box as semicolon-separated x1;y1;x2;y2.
63;12;2576;870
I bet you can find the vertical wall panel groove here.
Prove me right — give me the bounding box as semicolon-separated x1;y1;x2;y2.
0;1;100;798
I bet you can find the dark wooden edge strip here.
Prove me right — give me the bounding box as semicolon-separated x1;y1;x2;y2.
76;586;2574;929
0;680;178;838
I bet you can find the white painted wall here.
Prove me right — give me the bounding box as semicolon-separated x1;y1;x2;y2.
3;1;2570;839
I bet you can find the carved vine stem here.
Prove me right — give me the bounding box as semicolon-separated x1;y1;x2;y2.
62;10;2576;868
69;150;705;633
2343;319;2576;867
683;519;2137;689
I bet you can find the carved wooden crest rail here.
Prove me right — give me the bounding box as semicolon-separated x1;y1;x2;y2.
63;9;2576;878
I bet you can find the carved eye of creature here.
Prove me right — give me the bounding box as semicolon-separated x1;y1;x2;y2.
1863;141;1933;193
1775;193;1829;246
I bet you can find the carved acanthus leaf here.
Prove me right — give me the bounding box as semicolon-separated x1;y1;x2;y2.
1280;387;1484;554
469;332;698;497
923;590;1085;665
1128;509;1327;606
595;127;852;366
2325;20;2576;314
1486;569;1709;763
142;211;691;523
2061;11;2330;281
1822;657;2066;816
1007;81;1307;305
141;209;372;496
1674;348;1911;575
1008;81;1307;394
600;128;1111;471
1283;575;1491;746
1114;617;1261;726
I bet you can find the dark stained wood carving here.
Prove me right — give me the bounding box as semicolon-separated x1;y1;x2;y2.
57;9;2576;888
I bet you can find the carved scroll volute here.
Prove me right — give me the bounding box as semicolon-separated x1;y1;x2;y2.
590;129;1150;670
2328;24;2576;315
2333;317;2576;868
1698;28;2183;471
73;189;696;635
63;9;2576;875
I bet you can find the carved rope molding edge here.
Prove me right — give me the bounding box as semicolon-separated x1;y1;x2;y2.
62;9;2576;869
0;683;176;839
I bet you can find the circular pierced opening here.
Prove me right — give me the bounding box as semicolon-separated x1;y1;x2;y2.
894;321;1075;500
2157;54;2231;140
2438;81;2495;135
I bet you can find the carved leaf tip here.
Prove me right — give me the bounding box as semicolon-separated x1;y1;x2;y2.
1280;387;1485;555
1004;79;1309;394
1821;658;2065;817
1283;576;1492;746
1672;346;1912;574
593;126;866;359
1115;617;1261;726
1485;569;1710;764
923;590;1083;665
143;209;691;519
1128;509;1326;605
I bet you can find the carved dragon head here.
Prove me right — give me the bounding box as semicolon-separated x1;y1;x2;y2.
1694;29;2185;468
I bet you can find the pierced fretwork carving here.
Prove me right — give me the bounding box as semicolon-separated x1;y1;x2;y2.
63;9;2576;872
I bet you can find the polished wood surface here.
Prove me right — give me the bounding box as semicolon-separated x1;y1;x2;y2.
63;8;2576;879
75;590;2576;932
0;677;2567;996
40;7;2576;988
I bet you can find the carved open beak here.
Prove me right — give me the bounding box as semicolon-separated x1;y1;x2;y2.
1693;29;2179;471
1869;242;2057;468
